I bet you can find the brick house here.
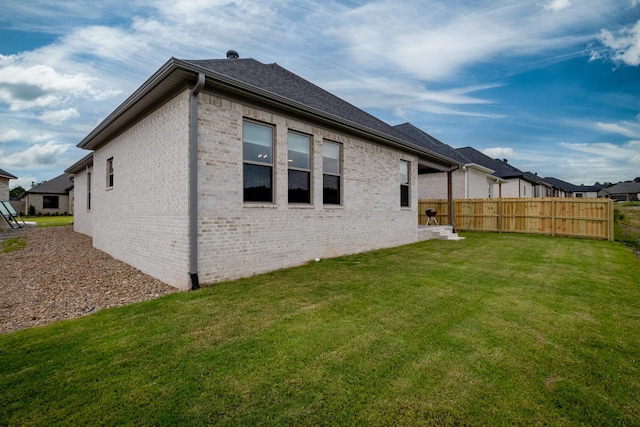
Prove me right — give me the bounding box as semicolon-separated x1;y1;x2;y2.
21;173;74;215
394;123;502;199
455;147;543;198
66;51;460;290
0;168;17;201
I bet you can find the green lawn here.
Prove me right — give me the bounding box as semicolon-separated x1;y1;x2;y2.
1;233;639;426
24;215;74;227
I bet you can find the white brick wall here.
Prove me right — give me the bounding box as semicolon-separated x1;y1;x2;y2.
91;90;191;289
195;92;419;284
85;89;424;289
0;178;9;201
72;167;93;236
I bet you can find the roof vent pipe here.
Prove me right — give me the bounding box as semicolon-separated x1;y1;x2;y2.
226;50;239;59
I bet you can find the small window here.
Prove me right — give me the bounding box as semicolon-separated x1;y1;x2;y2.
106;158;114;188
400;160;410;207
322;142;341;205
87;172;92;210
43;195;59;209
288;132;311;204
243;121;274;203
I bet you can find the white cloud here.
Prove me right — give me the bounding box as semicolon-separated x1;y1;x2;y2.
597;19;640;66
596;120;640;139
325;0;610;82
0;60;95;110
483;147;515;159
39;108;80;125
559;141;640;165
61;26;149;62
0;141;72;169
543;0;572;11
325;76;505;119
0;130;21;143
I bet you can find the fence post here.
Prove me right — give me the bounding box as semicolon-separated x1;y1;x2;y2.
498;198;502;234
609;199;614;241
551;199;555;237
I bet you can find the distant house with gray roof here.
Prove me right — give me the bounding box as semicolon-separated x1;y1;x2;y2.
0;168;17;201
544;177;601;198
456;147;542;198
394;123;502;199
66;51;462;290
21;173;74;215
599;181;640;201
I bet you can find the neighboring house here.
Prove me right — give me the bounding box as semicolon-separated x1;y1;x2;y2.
456;147;539;198
599;181;640;201
21;173;74;215
0;168;17;201
66;51;460;290
394;123;501;199
545;177;601;198
523;172;553;198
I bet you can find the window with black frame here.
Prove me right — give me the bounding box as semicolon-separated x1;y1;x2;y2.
323;141;341;205
288;132;311;204
43;195;59;209
243;121;274;203
106;157;114;188
400;160;410;207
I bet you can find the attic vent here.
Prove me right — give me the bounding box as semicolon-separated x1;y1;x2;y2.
226;50;239;59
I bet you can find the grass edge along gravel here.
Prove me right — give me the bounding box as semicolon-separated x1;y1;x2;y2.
1;233;639;426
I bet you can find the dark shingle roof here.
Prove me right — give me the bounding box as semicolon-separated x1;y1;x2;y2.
456;147;528;179
393;123;470;164
602;181;640;194
544;177;601;192
26;173;73;195
0;168;17;180
182;58;459;164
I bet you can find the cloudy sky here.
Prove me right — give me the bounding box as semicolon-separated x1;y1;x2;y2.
1;0;639;189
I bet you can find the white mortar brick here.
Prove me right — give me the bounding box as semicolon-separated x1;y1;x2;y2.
82;89;426;289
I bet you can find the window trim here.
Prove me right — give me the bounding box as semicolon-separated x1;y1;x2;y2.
106;157;114;188
287;131;312;205
43;195;59;210
400;160;410;207
87;171;92;211
322;140;342;206
242;119;275;204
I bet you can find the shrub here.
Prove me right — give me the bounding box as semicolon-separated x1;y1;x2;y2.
28;205;35;216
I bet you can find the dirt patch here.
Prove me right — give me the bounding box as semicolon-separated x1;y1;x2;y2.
0;226;178;334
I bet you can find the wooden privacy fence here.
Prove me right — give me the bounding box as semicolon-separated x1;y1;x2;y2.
419;198;614;241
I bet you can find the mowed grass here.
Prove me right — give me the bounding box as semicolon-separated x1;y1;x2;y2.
24;215;74;227
1;233;639;426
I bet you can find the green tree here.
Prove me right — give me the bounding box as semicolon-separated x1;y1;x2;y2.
9;186;25;199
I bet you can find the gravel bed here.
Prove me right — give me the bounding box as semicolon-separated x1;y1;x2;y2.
0;226;178;334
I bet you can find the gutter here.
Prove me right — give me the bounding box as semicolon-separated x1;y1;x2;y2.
189;73;205;290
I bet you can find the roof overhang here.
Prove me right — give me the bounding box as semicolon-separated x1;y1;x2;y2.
65;153;94;174
77;58;459;170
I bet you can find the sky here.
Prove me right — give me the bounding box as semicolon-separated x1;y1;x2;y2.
1;0;639;190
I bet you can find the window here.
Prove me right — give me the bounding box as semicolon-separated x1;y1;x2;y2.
43;195;59;209
243;121;273;202
322;142;341;205
87;172;92;210
106;158;114;188
400;160;410;207
288;132;311;204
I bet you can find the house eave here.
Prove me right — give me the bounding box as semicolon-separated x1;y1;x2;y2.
65;153;94;174
77;58;459;169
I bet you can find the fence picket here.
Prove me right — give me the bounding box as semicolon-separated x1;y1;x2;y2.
419;198;613;241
